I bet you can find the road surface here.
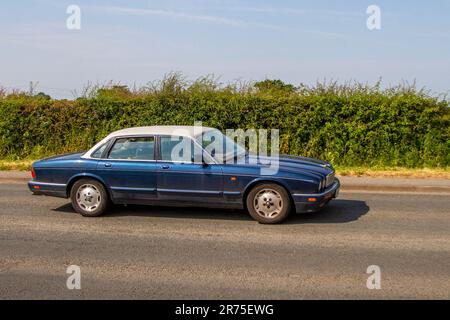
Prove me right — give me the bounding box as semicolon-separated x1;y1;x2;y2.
0;182;449;299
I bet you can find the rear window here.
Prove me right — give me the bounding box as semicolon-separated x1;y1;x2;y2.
108;137;155;160
91;143;108;159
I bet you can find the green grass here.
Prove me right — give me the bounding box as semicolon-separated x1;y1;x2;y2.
1;159;448;178
1;76;449;168
0;160;34;171
335;166;450;178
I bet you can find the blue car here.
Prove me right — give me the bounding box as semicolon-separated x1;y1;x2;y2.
29;126;340;224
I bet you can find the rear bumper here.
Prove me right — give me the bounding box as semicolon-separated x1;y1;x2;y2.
293;179;340;213
28;180;68;198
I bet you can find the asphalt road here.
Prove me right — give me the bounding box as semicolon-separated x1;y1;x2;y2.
0;183;449;299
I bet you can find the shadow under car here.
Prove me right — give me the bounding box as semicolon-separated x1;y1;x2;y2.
53;199;369;224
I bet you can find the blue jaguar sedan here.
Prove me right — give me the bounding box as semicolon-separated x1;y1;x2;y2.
28;126;339;224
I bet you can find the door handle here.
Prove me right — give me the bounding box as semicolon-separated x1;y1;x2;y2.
104;163;112;168
161;165;170;169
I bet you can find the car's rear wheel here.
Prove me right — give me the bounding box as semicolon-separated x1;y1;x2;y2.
246;183;291;224
70;179;109;217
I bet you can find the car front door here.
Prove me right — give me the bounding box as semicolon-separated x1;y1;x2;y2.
96;136;158;202
156;135;223;204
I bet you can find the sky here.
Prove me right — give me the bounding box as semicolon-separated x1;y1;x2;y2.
0;0;449;98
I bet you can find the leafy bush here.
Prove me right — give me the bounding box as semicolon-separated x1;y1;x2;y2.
0;78;448;168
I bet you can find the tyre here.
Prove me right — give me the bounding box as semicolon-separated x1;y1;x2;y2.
70;178;109;217
246;183;291;224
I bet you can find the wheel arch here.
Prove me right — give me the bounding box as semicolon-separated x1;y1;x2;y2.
242;178;295;211
66;173;112;199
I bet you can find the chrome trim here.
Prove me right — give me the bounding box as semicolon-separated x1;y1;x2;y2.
157;188;221;195
156;170;222;175
223;191;241;196
110;186;156;192
29;181;67;187
100;159;157;163
97;159;209;164
293;180;339;197
102;159;213;165
157;160;215;165
222;173;316;183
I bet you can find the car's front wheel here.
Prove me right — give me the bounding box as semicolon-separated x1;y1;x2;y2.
70;178;109;217
246;183;291;224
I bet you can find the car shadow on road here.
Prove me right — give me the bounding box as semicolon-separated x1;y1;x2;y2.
53;202;253;221
53;199;369;224
287;199;369;224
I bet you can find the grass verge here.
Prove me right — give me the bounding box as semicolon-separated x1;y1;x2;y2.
0;160;34;171
0;160;449;179
336;166;450;179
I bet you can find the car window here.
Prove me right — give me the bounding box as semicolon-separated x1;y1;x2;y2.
160;136;203;163
91;142;108;159
196;130;246;163
108;137;155;160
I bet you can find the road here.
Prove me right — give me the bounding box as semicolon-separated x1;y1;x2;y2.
0;182;449;299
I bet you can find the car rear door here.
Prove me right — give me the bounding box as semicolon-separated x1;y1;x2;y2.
156;135;223;204
96;136;158;202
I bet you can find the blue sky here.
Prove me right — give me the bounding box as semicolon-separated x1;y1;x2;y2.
0;0;449;98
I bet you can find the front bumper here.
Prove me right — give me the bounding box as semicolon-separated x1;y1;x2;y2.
28;180;68;198
293;179;340;213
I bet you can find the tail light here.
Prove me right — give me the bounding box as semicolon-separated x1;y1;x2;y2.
31;167;36;179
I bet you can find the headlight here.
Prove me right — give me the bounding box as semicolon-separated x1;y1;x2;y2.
326;172;335;187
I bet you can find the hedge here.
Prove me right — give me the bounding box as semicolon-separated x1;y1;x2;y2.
0;80;449;168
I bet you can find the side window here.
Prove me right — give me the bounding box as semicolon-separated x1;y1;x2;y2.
91;142;108;159
160;136;196;163
108;137;155;160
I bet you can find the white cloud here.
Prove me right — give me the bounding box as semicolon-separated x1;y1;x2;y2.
92;5;344;38
222;5;362;18
99;6;260;27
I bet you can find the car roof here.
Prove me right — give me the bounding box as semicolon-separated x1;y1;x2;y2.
82;126;217;159
106;126;216;139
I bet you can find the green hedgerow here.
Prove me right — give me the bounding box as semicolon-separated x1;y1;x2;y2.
0;77;448;168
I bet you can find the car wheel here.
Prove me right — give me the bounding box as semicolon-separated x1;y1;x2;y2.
246;183;291;224
70;179;109;217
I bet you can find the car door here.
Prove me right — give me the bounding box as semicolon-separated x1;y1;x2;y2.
156;135;223;203
96;136;158;202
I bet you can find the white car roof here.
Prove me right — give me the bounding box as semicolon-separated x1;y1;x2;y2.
106;125;215;139
82;125;216;159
